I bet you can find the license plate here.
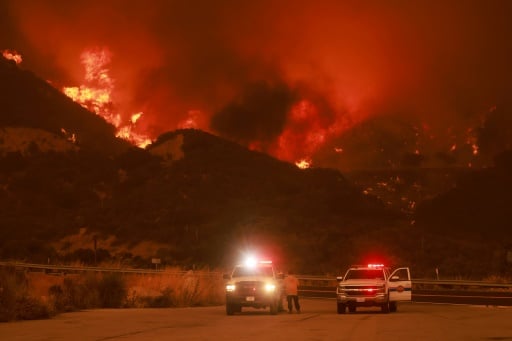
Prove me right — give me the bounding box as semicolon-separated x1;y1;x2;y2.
246;296;255;301
356;298;365;302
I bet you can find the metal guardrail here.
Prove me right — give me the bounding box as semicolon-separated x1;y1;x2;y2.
0;261;220;277
2;261;512;291
408;278;512;289
295;275;512;289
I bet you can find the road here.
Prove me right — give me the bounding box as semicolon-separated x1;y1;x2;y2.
1;299;511;340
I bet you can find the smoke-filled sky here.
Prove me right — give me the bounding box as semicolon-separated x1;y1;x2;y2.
1;0;512;170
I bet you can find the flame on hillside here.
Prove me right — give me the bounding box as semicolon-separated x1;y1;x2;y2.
62;48;152;148
2;49;23;64
0;45;498;170
295;159;311;169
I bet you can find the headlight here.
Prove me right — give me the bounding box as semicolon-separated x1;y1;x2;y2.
226;284;236;292
264;283;276;292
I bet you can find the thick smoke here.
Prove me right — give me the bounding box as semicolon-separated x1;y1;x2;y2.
3;0;512;169
211;81;296;144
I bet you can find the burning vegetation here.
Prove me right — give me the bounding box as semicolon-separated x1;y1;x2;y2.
61;48;152;148
2;1;511;171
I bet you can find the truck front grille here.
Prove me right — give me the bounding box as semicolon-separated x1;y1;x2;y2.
235;281;264;295
343;286;384;296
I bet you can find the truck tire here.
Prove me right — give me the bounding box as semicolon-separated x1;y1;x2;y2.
337;303;346;314
389;301;397;312
381;302;390;313
348;305;356;313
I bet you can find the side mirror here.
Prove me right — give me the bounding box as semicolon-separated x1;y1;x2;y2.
223;274;231;280
336;276;343;282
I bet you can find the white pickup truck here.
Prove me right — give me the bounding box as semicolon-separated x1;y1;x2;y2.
336;264;411;313
223;259;283;315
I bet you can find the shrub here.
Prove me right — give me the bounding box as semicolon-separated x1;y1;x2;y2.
98;273;127;308
0;267;18;322
49;274;101;312
14;296;51;320
1;267;52;321
141;288;174;308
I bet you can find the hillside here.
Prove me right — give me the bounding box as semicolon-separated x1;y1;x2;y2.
0;124;403;272
1;53;511;277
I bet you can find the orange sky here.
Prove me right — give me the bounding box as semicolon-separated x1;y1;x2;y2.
1;0;511;170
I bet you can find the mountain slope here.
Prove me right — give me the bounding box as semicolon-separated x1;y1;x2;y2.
0;57;131;156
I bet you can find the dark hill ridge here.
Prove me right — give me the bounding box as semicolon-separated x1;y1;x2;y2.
109;129;402;268
0;126;403;272
416;150;512;239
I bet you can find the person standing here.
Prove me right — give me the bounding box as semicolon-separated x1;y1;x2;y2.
283;270;300;313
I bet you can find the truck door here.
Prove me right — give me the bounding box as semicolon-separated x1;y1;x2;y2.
388;267;411;301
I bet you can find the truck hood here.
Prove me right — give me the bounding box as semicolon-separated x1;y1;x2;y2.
230;275;276;282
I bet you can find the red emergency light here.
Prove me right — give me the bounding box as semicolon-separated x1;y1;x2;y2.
368;263;385;268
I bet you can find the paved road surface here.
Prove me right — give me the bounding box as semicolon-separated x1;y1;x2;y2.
1;299;511;340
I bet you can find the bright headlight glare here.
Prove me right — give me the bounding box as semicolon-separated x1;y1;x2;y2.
226;284;236;292
264;283;276;292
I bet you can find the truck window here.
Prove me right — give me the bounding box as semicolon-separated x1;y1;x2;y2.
392;268;409;281
345;269;384;280
232;266;274;278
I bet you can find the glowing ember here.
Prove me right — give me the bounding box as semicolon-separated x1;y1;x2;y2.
62;47;152;148
130;112;143;124
295;159;311;169
471;143;479;155
60;128;77;144
2;49;23;64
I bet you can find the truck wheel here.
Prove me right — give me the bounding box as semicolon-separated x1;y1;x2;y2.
381;302;390;313
348;305;356;313
389;301;397;312
226;304;235;315
337;303;346;314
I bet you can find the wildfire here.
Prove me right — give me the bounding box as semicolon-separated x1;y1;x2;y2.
60;128;77;144
295;159;311;169
62;47;152;148
276;100;330;165
2;49;23;64
465;128;479;156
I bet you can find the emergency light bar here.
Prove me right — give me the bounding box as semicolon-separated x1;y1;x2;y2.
368;263;385;268
242;257;272;267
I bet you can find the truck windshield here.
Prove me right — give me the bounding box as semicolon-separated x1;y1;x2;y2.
232;266;274;278
345;269;385;280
